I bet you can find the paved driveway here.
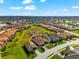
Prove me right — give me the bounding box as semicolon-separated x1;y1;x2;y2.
35;39;79;59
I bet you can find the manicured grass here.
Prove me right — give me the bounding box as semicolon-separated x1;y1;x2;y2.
71;38;77;41
56;40;66;46
72;30;79;34
60;48;67;55
2;25;55;59
2;27;35;59
30;25;55;34
50;54;63;59
73;45;79;48
45;43;53;49
64;22;78;27
2;44;36;59
64;22;73;25
3;54;16;59
37;47;45;53
64;22;79;28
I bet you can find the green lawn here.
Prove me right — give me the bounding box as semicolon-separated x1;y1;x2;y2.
2;25;55;59
29;25;55;34
3;54;16;59
71;38;77;41
56;40;66;46
37;47;45;53
45;43;53;49
64;22;79;28
60;48;67;55
2;26;35;59
72;30;79;34
50;54;63;59
73;45;79;48
64;22;73;25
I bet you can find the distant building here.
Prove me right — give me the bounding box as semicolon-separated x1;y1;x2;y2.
48;32;76;43
29;29;42;36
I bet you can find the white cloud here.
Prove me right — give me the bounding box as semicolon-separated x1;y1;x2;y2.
40;0;46;2
52;11;57;13
16;12;31;16
0;13;5;16
63;9;68;11
0;13;10;16
10;6;22;10
72;6;79;8
47;12;50;14
25;5;36;10
0;0;4;3
22;0;32;4
23;13;31;15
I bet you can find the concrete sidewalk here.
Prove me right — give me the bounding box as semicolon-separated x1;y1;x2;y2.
35;39;79;59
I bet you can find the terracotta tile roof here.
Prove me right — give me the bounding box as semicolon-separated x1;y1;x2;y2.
24;42;37;52
0;36;8;41
32;37;48;46
56;32;73;39
0;28;16;41
0;41;4;46
4;28;16;36
29;29;41;36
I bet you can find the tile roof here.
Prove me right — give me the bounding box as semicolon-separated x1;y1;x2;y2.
29;29;41;36
24;42;37;52
0;41;4;46
49;34;60;41
0;28;16;41
32;37;48;46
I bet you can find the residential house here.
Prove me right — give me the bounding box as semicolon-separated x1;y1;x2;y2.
0;28;16;41
56;32;75;40
64;46;79;59
48;34;61;43
24;42;37;52
29;29;42;36
32;37;48;46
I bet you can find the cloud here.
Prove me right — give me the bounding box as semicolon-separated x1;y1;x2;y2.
23;13;31;15
47;12;50;14
0;13;10;16
25;5;36;10
16;12;31;16
0;13;5;16
22;0;32;4
10;6;22;10
52;11;57;13
0;0;4;3
72;6;79;8
40;0;46;2
63;9;68;11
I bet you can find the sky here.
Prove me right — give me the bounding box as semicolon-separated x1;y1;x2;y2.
0;0;79;16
